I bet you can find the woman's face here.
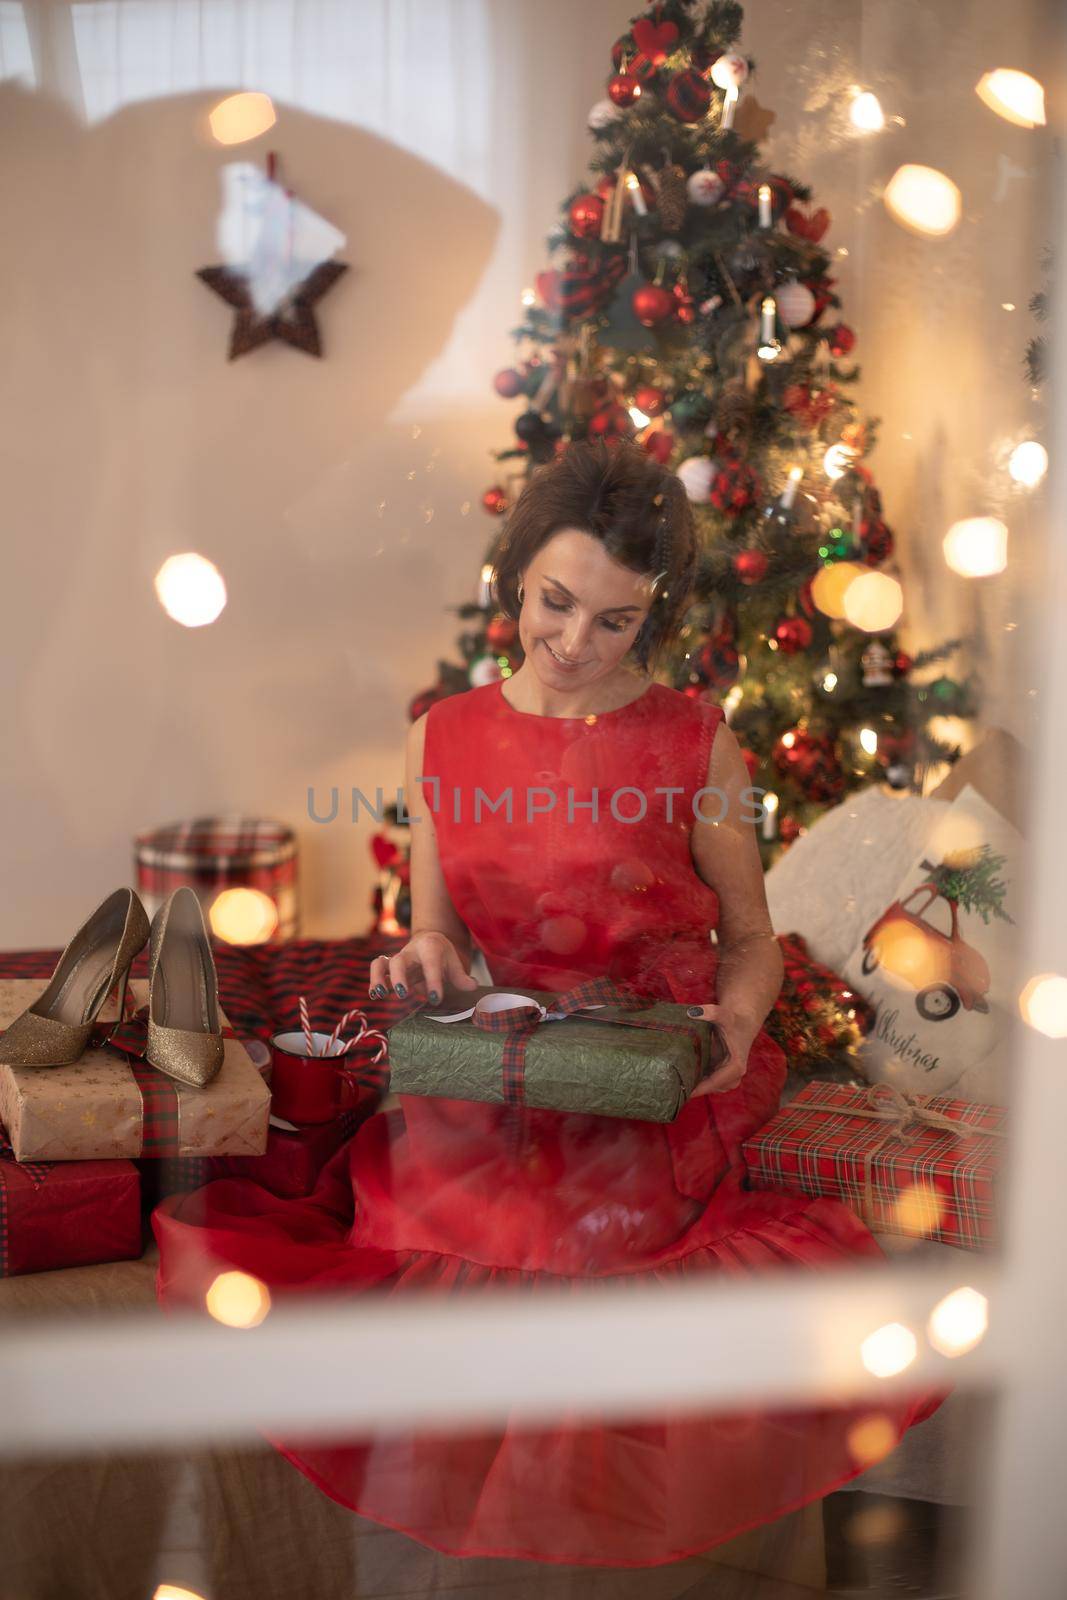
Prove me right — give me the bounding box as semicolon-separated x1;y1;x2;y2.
517;528;655;689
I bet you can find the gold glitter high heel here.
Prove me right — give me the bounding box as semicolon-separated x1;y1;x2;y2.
144;886;224;1089
0;887;150;1066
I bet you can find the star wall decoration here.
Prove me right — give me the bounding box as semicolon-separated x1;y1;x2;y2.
196;259;349;360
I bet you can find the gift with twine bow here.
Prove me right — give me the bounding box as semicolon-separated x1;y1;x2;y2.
741;1079;1008;1251
386;975;729;1123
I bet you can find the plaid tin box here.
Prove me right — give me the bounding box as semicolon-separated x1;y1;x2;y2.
135;816;298;942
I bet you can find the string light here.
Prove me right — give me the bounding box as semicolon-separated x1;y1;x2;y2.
849;90;885;132
859;727;878;756
520;287;536;307
883;164;962;237
943;517;1009;577
1019;973;1067;1037
1008;440;1048;486
975;69;1046;128
780;466;803;508
629;405;651;428
625;171;648;216
757;183;773;227
154;553;227;628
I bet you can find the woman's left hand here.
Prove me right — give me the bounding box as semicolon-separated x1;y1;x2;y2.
685;1003;758;1096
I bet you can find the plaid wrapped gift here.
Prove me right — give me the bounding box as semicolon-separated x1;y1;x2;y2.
0;1129;142;1277
741;1080;1007;1250
143;1087;384;1205
0;980;270;1161
134;816;298;943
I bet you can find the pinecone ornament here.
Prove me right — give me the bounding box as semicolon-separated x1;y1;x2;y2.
655;163;689;233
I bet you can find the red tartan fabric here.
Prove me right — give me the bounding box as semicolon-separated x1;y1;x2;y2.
741;1080;1006;1250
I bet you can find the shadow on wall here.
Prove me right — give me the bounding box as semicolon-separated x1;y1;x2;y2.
0;79;499;943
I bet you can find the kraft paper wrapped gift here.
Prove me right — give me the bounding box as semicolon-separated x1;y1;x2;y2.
0;979;270;1161
386;979;727;1123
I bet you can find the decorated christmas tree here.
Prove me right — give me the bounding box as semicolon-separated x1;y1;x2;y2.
409;0;978;859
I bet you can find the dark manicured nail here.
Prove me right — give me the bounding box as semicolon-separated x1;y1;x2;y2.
371;985;385;998
395;984;407;997
687;1006;704;1017
428;990;440;1003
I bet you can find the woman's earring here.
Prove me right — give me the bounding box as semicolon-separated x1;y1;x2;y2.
517;583;525;605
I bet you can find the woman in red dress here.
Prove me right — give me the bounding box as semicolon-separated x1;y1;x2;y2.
154;440;943;1569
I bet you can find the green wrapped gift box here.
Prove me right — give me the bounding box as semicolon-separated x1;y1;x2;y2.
385;983;727;1123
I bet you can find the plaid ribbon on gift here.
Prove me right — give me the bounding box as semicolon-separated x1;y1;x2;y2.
0;1130;54;1277
467;974;713;1107
107;1004;241;1157
742;1080;1007;1250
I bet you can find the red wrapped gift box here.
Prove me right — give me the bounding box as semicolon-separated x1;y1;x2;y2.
143;1088;383;1205
0;1133;142;1277
740;1080;1007;1250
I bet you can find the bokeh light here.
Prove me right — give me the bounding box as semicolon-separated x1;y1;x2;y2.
893;1183;946;1238
811;561;866;619
943;517;1008;577
861;1321;918;1378
209;887;280;947
1019;972;1067;1037
841;570;904;632
206;1270;271;1329
883;164;962;237
208;91;277;145
927;1286;989;1357
154;553;227;628
823;443;858;480
975;69;1046;128
1008;440;1048;487
846;1413;900;1468
849;90;885;132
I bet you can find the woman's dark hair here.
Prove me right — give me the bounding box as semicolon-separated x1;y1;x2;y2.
492;439;698;674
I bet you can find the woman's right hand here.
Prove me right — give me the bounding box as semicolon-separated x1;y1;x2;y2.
368;931;481;1006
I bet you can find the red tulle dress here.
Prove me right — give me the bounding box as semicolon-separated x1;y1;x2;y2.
153;678;945;1568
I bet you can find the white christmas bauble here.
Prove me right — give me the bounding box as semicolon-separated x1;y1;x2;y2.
469;653;505;688
776;279;817;328
676;455;717;502
710;53;749;91
655;239;685;260
687;167;725;206
588;97;622;130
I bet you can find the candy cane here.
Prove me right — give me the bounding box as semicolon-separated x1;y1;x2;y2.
299;995;316;1057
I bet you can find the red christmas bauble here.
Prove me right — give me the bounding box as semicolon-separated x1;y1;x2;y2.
607;72;643;107
568;193;604;239
589;401;633;442
493;368;525;399
486;614;518;651
774;616;814;655
665;67;712;122
710;455;761;515
408;684;446;721
772;729;845;802
828;323;856;358
893;651;913;677
642;428;675;464
634;383;667;416
779;815;802;844
481;485;509;515
860;518;895;566
632;284;677;327
734;549;768;585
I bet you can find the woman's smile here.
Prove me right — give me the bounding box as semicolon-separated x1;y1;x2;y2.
542;639;592;670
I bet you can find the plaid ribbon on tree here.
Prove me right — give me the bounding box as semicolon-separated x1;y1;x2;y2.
468;974;714;1107
0;1130;54;1277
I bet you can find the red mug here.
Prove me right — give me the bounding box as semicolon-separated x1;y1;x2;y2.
270;1031;367;1125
